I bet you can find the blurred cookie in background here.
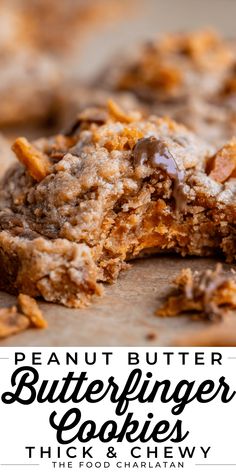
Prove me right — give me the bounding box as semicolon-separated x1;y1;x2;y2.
0;49;62;130
20;0;130;55
0;0;132;133
98;30;236;146
0;0;129;56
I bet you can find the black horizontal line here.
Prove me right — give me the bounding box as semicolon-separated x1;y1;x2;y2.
1;465;39;467
0;358;9;360
196;465;236;466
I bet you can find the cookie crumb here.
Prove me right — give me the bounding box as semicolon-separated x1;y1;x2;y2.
156;264;236;322
0;295;47;340
18;294;48;329
146;332;157;341
0;306;30;339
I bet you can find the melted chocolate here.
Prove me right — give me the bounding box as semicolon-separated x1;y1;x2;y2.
133;136;186;211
